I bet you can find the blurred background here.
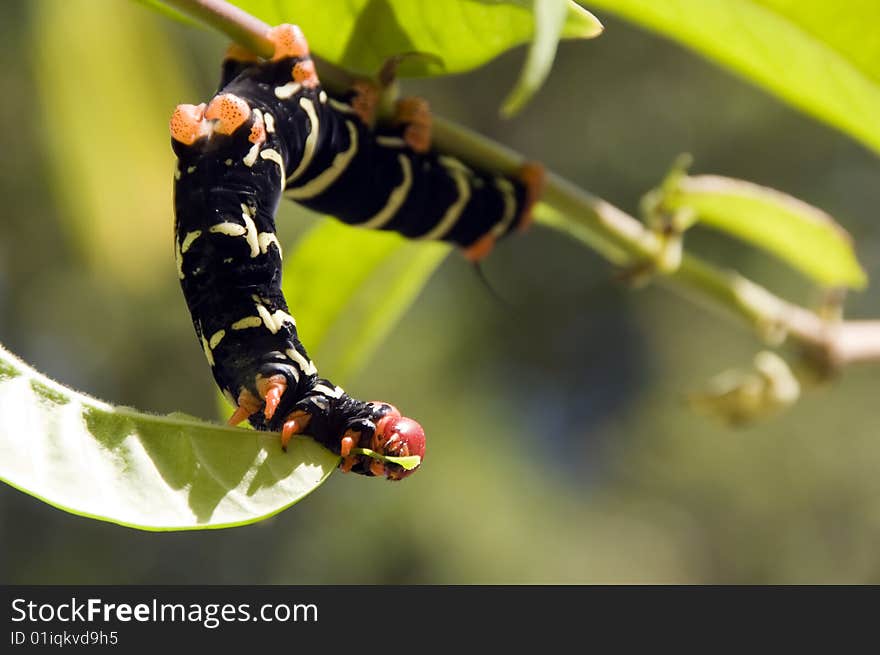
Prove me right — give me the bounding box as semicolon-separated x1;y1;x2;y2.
1;0;878;583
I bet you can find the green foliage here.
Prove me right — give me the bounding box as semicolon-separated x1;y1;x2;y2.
33;0;187;292
0;344;338;531
672;176;865;288
584;0;880;155
644;163;867;288
151;0;601;111
502;0;602;116
235;0;600;75
3;0;879;583
688;350;801;424
352;448;421;471
7;0;875;533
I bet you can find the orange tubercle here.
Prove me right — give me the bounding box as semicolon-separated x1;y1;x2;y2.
267;24;310;60
517;161;546;232
292;59;320;88
169;103;206;146
205;94;251;136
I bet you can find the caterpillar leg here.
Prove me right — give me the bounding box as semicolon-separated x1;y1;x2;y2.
224;374;314;447
330;404;402;472
226;373;288;426
280;409;312;449
338;424;368;474
227;388;264;426
350;80;379;126
393;97;432;153
463;161;546;262
350;52;436;127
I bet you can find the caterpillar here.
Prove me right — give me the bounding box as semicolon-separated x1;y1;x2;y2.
170;24;543;479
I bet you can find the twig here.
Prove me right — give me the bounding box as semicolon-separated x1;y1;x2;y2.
159;0;880;369
167;0;275;57
826;321;880;368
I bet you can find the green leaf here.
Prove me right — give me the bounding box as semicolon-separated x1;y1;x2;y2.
688;350;801;425
583;0;880;155
282;220;449;381
34;0;189;292
502;0;583;117
352;448;421;471
0;344;338;531
658;174;867;288
155;1;601;77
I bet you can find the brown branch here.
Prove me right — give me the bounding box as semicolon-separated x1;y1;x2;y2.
828;321;880;367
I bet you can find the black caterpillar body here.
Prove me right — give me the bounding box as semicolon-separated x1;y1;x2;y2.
170;25;541;479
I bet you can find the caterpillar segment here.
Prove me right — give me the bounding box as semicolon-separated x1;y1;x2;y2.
170;23;544;478
252;26;544;255
463;161;546;261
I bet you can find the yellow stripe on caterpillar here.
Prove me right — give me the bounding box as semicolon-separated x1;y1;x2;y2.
286;98;319;182
355;155;413;229
286;121;358;200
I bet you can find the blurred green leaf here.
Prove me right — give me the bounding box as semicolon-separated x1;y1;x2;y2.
282;220;449;381
153;0;601;80
688;350;801;425
658;175;867;288
0;343;338;531
584;0;880;155
135;0;197;25
34;0;188;292
502;0;593;116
